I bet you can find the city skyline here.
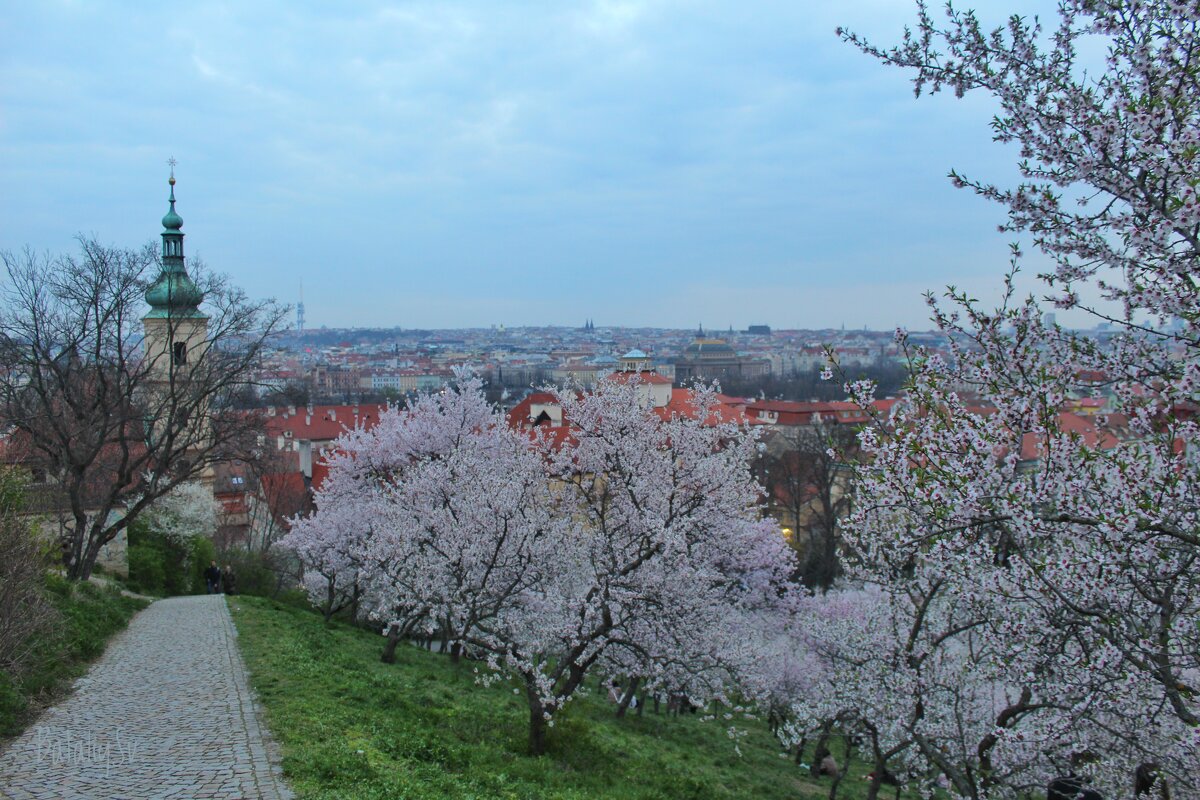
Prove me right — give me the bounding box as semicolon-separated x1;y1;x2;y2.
2;1;1072;330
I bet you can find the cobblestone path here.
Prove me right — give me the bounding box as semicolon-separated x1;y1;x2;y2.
0;595;292;800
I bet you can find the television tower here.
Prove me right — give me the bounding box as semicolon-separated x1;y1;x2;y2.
296;280;305;333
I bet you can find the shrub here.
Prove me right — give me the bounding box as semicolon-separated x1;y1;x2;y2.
127;544;166;595
0;490;58;682
0;577;146;736
127;518;216;596
217;547;305;603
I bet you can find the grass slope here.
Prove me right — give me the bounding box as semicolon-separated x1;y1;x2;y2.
230;596;873;800
0;575;150;737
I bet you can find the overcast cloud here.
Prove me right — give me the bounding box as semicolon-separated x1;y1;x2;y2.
0;0;1069;330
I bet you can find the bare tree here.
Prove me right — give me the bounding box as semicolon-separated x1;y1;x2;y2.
0;236;287;580
755;422;857;591
240;445;310;597
240;445;310;556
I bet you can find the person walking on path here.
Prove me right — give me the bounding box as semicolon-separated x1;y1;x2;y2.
204;560;222;594
222;563;237;595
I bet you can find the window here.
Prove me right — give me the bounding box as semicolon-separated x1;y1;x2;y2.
173;341;188;366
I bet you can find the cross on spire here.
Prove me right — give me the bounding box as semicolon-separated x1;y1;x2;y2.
167;157;177;183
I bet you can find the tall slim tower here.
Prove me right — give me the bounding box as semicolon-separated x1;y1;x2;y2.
142;163;213;488
144;164;208;375
297;280;305;333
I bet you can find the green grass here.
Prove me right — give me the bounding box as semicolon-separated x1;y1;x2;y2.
0;574;150;737
230;596;879;800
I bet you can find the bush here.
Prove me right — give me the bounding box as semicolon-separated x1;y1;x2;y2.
126;519;216;596
127;544;166;595
0;505;58;682
217;547;305;603
0;578;147;736
224;551;276;597
0;469;149;737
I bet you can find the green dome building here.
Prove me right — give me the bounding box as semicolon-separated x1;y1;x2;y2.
144;173;206;320
143;169;209;373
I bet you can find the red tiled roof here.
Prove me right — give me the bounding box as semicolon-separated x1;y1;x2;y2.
1018;411;1124;461
263;404;386;443
311;460;332;492
657;389;748;425
508;387;749;434
743;400;875;426
606;371;673;385
507;392;563;430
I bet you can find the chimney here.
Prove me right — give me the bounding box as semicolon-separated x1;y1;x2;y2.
329;408;336;421
299;440;312;479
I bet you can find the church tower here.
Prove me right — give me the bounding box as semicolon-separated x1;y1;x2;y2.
143;167;215;489
143;167;208;379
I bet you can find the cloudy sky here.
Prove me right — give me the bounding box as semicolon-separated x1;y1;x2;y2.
1;0;1067;330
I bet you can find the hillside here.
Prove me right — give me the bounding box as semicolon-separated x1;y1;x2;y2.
229;597;876;800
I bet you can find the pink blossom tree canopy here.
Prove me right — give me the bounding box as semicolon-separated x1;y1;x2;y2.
826;1;1200;796
285;373;794;756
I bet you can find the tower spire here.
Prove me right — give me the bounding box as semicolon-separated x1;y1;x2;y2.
145;163;205;319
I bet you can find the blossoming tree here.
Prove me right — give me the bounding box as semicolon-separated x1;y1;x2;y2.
286;373;795;755
141;481;220;543
823;1;1200;795
508;379;793;753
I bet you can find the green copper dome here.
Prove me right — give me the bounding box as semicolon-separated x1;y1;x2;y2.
145;271;205;317
145;174;207;319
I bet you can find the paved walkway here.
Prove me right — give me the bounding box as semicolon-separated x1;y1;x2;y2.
0;595;292;800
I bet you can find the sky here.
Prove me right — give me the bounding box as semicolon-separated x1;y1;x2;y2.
0;0;1072;331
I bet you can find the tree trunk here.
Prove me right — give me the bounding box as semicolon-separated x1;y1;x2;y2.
616;677;641;718
322;578;336;623
527;696;549;756
827;733;853;800
381;624;400;664
829;773;844;800
864;729;888;800
69;521;101;581
810;722;832;777
71;548;93;581
865;753;883;800
795;737;807;766
449;642;461;663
